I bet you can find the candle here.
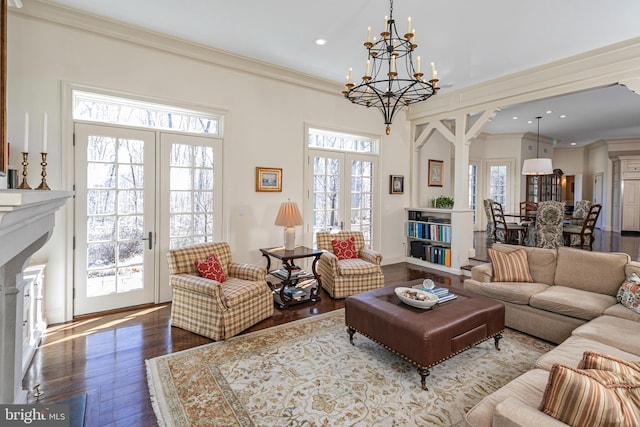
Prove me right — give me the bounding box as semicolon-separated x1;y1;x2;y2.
365;59;370;76
24;112;29;152
407;17;411;35
367;26;371;43
431;62;437;80
416;56;421;73
384;16;388;33
348;67;353;83
43;112;48;153
391;56;396;73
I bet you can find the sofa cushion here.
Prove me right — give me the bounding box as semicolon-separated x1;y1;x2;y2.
554;247;630;295
627;261;640;278
617;272;640;314
488;248;534;282
464;279;548;305
603;303;640;322
540;364;640;426
493;397;568;426
529;286;617;321
465;369;550;427
536;336;640;371
573;315;640;356
485;244;557;285
579;351;640;376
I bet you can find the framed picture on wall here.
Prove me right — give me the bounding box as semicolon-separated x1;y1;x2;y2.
428;159;444;187
256;167;282;192
390;175;404;194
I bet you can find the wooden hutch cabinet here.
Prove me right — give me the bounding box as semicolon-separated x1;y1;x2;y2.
525;169;563;203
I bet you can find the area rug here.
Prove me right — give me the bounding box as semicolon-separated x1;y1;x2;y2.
146;309;553;427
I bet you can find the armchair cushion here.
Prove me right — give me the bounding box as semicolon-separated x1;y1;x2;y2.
331;236;358;260
194;253;227;282
338;258;382;276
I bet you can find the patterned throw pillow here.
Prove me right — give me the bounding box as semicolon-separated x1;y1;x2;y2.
194;253;226;282
540;364;640;426
487;248;533;282
617;272;640;314
579;351;640;378
331;237;358;260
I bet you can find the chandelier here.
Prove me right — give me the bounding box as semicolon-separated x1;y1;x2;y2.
343;0;440;135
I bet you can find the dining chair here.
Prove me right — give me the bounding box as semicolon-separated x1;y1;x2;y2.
563;204;602;250
519;201;537;225
491;201;526;245
535;201;565;249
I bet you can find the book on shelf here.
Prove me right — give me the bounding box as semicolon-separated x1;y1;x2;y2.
271;268;308;280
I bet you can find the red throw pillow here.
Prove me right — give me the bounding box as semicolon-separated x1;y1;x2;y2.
194;253;226;282
331;236;358;260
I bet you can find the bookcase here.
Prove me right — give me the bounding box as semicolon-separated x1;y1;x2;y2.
406;208;452;267
525;172;562;202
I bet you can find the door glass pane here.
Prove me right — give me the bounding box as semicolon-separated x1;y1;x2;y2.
469;164;478;224
350;159;374;247
489;165;507;205
86;136;145;297
312;155;341;240
169;143;216;249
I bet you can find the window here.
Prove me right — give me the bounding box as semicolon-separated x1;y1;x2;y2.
73;90;222;136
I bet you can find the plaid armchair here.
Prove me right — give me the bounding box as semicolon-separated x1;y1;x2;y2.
316;231;385;298
166;242;273;341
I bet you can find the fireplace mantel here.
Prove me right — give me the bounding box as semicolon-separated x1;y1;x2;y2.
0;189;72;403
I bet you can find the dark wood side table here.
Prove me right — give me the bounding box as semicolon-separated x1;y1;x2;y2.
259;246;323;309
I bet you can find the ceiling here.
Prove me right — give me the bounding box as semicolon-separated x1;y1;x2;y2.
34;0;640;147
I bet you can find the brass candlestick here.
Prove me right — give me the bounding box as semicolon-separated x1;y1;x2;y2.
35;152;51;190
17;152;32;189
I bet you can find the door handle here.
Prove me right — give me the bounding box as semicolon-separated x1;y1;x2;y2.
142;231;152;250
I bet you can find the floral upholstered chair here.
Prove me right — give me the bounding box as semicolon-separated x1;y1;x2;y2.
166;242;274;341
569;200;592;245
316;231;384;298
483;199;495;241
535;201;565;249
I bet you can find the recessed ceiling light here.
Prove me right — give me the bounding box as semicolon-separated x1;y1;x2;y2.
570;142;577;146
560;114;566;118
512;116;518;120
527;120;533;124
315;39;327;46
546;110;552;114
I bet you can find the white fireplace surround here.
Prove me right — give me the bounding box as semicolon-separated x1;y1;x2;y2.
0;190;72;404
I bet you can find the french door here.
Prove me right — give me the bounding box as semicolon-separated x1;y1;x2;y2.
74;124;223;315
307;149;377;249
74;123;156;315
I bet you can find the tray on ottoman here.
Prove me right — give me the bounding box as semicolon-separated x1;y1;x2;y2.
345;280;505;390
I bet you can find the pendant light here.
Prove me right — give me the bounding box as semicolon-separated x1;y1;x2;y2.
522;116;553;175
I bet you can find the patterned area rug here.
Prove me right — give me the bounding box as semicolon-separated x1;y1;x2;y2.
146;309;553;426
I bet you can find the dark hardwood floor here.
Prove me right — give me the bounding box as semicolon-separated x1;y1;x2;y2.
22;230;640;426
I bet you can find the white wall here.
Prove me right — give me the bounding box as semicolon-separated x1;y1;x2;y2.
7;11;410;323
417;131;453;207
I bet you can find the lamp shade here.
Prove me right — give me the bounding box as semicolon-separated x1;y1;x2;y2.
522;158;553;176
274;201;304;227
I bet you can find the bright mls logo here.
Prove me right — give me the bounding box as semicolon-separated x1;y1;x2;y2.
1;405;69;426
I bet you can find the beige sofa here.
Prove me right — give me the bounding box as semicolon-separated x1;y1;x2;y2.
463;244;640;426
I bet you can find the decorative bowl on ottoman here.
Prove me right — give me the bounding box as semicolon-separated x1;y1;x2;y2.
395;286;439;309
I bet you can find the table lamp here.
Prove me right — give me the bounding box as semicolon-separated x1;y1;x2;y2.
274;200;304;250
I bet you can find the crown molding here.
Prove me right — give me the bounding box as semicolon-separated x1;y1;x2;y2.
11;0;343;96
408;36;640;122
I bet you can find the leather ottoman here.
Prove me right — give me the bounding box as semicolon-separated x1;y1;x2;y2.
345;281;505;389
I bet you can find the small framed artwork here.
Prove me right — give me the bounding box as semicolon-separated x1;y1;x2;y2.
428;159;444;187
256;167;282;192
390;175;404;194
